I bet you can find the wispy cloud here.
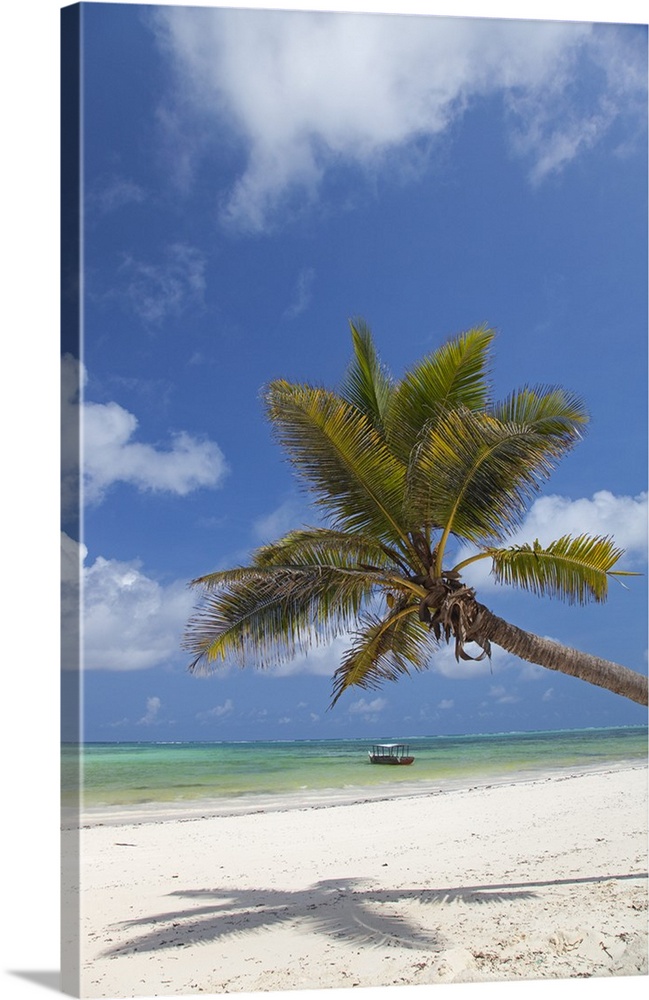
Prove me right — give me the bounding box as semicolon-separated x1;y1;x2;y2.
115;243;207;325
88;175;146;215
62;354;228;508
508;25;649;184
151;9;646;232
252;496;307;542
283;267;315;320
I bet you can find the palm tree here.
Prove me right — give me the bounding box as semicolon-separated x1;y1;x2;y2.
184;322;647;707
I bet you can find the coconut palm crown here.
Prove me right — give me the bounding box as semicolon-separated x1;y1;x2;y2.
185;322;648;707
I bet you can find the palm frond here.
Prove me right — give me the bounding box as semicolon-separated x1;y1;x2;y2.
252;526;405;573
264;380;409;547
386;325;494;461
491;385;588;445
487;534;630;604
406;406;578;554
330;602;434;706
184;564;381;673
339;319;394;432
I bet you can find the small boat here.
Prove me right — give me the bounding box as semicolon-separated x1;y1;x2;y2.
368;743;415;765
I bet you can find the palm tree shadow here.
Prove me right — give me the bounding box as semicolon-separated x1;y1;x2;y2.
101;875;538;958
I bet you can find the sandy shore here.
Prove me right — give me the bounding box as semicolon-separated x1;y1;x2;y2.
64;763;648;998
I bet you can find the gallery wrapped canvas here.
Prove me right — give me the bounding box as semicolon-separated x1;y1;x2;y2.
61;2;648;998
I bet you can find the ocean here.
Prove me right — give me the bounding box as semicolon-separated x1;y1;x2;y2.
62;726;648;815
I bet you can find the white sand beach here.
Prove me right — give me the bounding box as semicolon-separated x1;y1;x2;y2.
64;763;648;998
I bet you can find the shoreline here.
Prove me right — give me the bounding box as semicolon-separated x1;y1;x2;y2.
70;757;647;829
65;761;648;996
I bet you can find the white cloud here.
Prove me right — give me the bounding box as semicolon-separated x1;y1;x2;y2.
62;532;194;671
83;405;228;503
61;354;228;507
197;698;234;722
151;9;645;231
428;639;504;679
268;634;352;677
460;490;648;591
518;662;547;682
348;696;388;716
138;696;162;725
489;684;520;704
514;491;648;563
437;698;454;710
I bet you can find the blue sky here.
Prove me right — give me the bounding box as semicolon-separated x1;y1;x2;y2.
61;0;648;743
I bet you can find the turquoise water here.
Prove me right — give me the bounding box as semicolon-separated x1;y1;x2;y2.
62;727;647;810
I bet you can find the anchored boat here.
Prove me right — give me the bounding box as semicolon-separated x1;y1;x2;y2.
368;743;414;765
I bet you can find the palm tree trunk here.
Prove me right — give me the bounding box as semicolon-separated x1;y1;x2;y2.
477;606;648;706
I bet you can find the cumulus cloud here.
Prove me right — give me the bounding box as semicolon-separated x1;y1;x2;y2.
488;684;520;705
151;9;646;231
427;640;513;680
62;532;194;671
61;354;228;507
83;404;228;504
460;490;648;591
513;491;648;563
268;634;352;677
518;663;547;682
138;696;162;725
347;696;387;721
197;698;234;722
